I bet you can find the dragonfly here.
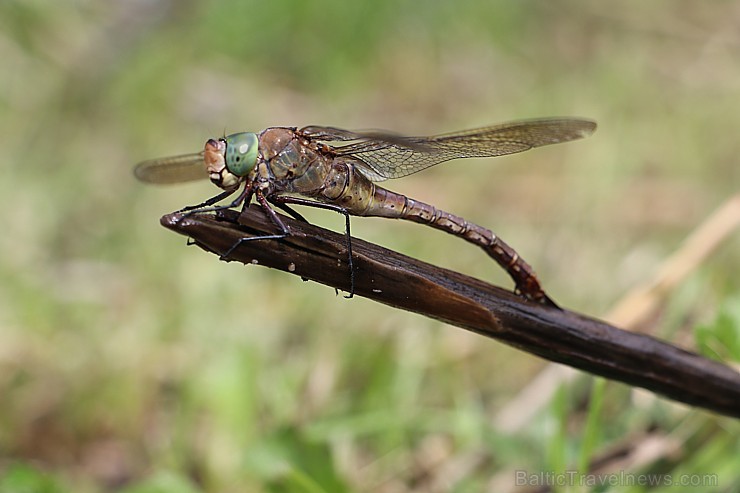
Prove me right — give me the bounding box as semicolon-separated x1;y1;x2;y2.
135;117;596;307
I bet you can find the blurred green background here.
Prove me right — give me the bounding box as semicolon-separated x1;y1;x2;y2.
1;1;739;492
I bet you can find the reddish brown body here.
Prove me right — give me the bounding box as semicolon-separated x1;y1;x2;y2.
136;117;596;306
256;127;552;305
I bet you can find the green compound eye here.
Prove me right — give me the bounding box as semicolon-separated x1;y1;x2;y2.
224;132;259;176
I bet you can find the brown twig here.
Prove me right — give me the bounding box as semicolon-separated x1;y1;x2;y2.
161;206;740;418
494;193;740;430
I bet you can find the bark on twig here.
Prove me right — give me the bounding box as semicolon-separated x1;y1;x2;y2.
494;193;740;430
161;206;740;418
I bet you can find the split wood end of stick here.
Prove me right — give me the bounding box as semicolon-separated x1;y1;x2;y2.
160;206;740;419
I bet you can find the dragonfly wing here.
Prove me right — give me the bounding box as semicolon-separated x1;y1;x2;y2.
300;127;433;181
349;163;390;182
333;118;596;181
133;153;206;184
300;126;366;141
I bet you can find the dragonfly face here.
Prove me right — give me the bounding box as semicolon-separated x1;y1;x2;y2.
205;132;259;191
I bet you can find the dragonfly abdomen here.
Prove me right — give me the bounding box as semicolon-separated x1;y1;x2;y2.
401;197;496;248
366;187;553;305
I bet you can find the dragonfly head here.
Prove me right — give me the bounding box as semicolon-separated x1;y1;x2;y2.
203;132;259;190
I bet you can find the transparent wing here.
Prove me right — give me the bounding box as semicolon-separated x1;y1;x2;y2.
311;118;596;181
300;126;367;141
300;125;425;148
133;153;206;184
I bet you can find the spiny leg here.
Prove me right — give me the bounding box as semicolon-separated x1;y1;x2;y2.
177;189;236;213
180;181;255;221
270;195;355;299
219;190;290;260
269;199;309;223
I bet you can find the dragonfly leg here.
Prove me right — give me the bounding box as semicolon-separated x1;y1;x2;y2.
177;189;236;213
271;195;355;299
219;190;290;260
268;199;309;223
179;181;254;221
